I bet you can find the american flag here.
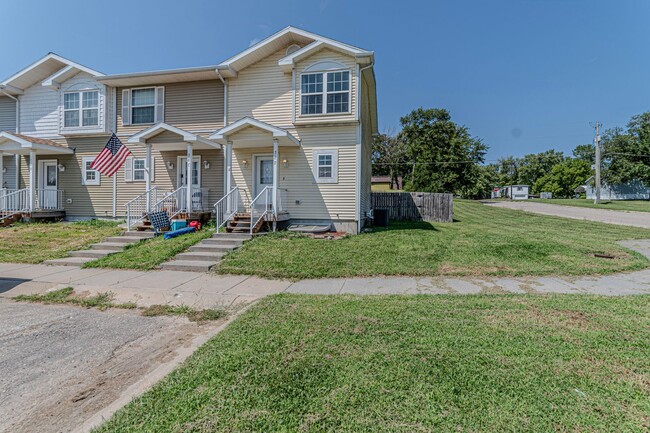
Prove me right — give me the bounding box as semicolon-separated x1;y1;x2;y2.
91;133;132;177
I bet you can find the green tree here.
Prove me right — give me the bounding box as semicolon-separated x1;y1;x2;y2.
400;108;487;195
533;158;592;198
518;150;565;191
601;113;650;185
572;143;595;165
372;131;408;189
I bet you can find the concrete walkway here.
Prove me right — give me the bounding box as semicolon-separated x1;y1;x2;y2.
486;200;650;229
1;239;650;307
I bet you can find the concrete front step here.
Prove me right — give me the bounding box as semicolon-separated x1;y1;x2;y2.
90;242;128;251
160;260;216;272
189;244;235;254
175;251;225;261
121;231;155;238
44;256;95;266
68;249;117;259
202;238;245;246
103;236;143;244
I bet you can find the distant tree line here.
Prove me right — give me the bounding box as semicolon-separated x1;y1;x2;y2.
374;108;650;199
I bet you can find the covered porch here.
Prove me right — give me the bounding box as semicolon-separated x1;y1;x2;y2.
125;123;222;230
210;117;300;233
0;132;73;220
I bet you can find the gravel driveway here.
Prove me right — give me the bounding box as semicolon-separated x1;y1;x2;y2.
485;201;650;229
0;299;217;433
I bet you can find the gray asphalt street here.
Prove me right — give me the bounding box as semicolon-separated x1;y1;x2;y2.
0;300;207;433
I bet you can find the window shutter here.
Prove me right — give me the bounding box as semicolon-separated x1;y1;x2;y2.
155;87;164;123
124;156;133;182
121;89;131;126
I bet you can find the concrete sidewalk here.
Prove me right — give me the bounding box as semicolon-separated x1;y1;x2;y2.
2;238;650;308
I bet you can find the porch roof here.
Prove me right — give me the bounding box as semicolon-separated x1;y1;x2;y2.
127;123;221;151
209;117;300;148
0;132;74;155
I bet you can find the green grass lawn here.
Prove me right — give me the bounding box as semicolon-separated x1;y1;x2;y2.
217;201;650;279
94;294;650;433
84;228;214;270
529;198;650;212
0;220;120;263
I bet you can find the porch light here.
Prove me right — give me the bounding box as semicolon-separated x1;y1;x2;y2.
203;160;210;169
282;159;289;168
242;160;249;168
167;161;174;169
57;164;65;172
2;167;5;173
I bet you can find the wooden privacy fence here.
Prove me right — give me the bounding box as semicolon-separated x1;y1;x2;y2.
372;192;453;223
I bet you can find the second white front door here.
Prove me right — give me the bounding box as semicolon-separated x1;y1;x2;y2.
253;155;273;198
38;160;58;209
178;156;201;188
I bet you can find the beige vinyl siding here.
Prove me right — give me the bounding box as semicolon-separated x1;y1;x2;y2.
231;125;357;221
19;155;29;189
116;80;224;136
227;46;294;128
2;155;17;189
0;96;16;132
294;48;358;125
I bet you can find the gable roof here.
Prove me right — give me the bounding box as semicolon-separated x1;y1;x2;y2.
127;122;220;148
0;131;73;155
217;26;373;77
0;53;104;95
209;117;300;146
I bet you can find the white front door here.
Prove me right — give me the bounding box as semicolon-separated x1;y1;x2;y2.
38;160;58;209
178;156;201;210
253;155;273;198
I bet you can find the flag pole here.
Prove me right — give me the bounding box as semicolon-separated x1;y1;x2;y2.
112;174;117;218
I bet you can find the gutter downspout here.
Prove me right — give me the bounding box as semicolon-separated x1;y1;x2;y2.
215;69;228;126
0;86;21;190
355;60;374;234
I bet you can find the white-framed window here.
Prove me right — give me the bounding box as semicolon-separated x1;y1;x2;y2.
301;70;350;115
122;87;164;126
82;156;100;186
124;156;154;183
63;90;99;128
312;149;338;183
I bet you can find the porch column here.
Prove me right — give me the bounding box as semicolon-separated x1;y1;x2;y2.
145;143;152;212
0;152;4;190
29;150;36;212
272;139;279;228
186;143;193;214
226;140;233;213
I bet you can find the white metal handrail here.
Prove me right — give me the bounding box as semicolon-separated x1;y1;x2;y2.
177;187;210;212
125;186;158;231
152;186;186;220
249;186;272;234
214;187;241;229
36;189;64;210
1;188;29;217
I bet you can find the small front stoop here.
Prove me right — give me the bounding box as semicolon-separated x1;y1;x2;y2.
44;231;154;267
160;232;251;272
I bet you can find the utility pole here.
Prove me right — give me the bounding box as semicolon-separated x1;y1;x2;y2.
593;121;602;204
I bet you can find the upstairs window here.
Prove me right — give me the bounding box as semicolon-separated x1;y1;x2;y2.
301;70;350;115
131;88;156;124
64;90;99;128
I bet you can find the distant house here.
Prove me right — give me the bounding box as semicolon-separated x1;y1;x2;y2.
500;185;529;200
577;178;649;200
371;176;402;191
491;187;501;199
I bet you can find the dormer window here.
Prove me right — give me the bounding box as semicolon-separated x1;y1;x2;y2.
301;70;350;115
63;90;99;128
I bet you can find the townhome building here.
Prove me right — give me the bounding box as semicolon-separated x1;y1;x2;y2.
0;26;378;233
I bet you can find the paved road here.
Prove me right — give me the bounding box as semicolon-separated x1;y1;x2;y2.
485;200;650;229
0;300;218;433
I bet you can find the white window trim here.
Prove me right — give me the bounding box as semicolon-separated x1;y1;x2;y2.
128;86;164;125
82;156;100;186
63;89;100;129
124;156;154;183
300;69;351;117
132;157;147;182
312;149;338;184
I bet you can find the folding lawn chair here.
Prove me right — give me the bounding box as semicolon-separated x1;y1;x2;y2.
147;211;171;236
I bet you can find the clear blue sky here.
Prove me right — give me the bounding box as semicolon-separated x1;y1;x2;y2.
2;0;649;161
